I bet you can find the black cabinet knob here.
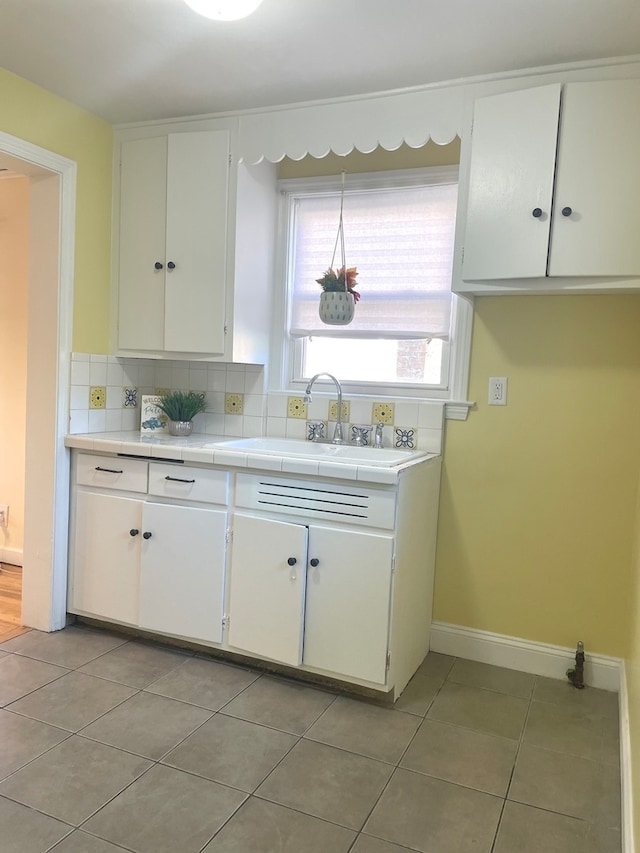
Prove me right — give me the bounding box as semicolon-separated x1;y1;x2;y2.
143;531;152;540
561;207;573;217
310;558;320;567
532;207;543;218
167;261;176;270
154;262;163;270
287;557;297;566
129;528;139;537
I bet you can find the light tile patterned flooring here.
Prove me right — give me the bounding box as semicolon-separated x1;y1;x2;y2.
0;625;622;853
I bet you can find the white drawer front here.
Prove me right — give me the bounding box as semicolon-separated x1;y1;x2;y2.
235;473;396;529
76;454;148;493
148;463;229;505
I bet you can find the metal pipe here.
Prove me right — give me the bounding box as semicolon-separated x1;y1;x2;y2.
566;640;585;689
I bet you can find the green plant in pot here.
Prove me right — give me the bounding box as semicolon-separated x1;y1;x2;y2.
157;390;207;437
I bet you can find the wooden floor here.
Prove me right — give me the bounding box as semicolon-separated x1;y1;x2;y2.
0;563;28;642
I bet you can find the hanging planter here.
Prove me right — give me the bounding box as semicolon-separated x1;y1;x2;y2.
318;290;355;325
316;171;360;326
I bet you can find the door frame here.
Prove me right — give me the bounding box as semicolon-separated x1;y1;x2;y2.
0;131;76;632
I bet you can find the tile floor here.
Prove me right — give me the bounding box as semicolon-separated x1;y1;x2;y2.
0;625;622;853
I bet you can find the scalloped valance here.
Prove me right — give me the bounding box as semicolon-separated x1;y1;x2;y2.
237;85;467;165
235;58;640;165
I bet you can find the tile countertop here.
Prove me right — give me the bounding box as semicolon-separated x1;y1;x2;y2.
65;431;438;485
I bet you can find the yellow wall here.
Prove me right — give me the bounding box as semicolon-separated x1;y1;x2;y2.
0;177;28;555
435;294;640;656
0;68;113;352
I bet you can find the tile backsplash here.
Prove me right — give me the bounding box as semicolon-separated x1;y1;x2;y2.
69;354;267;438
69;354;444;454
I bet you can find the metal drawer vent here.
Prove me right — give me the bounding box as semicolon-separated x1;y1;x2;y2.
235;473;395;529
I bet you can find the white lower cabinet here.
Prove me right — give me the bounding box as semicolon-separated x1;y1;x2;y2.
227;513;394;685
303;526;394;685
138;502;227;644
72;490;141;625
69;450;442;698
227;513;308;667
69;454;229;645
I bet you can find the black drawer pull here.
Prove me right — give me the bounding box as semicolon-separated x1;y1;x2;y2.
143;531;152;540
95;466;123;474
164;475;196;484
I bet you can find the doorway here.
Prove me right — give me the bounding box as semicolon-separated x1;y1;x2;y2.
0;131;76;634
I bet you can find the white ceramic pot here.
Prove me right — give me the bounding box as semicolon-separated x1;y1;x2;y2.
319;291;355;325
168;420;193;436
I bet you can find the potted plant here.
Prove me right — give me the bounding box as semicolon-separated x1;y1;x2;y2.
157;390;207;436
316;265;361;325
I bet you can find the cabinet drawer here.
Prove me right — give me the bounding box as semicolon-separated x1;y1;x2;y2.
148;463;229;505
76;454;148;493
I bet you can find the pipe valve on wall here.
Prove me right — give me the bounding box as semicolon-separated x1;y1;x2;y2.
566;640;585;689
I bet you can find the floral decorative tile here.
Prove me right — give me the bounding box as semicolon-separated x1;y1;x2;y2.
155;387;171;397
372;401;395;425
287;397;308;419
329;400;350;423
225;393;244;415
122;387;138;408
395;426;417;449
351;424;373;446
89;386;106;409
306;420;327;441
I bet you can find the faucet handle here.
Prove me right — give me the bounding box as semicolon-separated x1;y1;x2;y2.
374;421;385;448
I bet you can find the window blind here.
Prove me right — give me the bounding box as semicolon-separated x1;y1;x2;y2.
288;183;458;339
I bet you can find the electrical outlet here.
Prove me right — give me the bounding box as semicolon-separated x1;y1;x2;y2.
488;377;508;406
0;504;8;527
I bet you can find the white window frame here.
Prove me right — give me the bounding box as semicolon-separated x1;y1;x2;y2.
270;167;473;420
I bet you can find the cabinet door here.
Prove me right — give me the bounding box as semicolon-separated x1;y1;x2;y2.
549;80;640;276
118;136;167;351
71;491;141;625
138;502;227;644
462;84;561;281
164;130;229;354
227;513;307;666
303;526;394;685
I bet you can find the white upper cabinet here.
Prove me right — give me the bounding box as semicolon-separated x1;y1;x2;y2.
114;123;276;363
457;79;640;291
117;130;229;355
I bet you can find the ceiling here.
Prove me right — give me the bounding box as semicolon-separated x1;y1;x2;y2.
2;0;640;126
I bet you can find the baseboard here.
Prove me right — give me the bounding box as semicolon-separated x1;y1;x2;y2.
0;547;23;567
620;662;636;853
430;621;621;693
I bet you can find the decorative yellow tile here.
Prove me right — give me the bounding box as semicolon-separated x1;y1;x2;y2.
155;387;171;397
329;400;350;423
372;401;395;424
225;393;244;415
287;397;308;419
89;386;106;409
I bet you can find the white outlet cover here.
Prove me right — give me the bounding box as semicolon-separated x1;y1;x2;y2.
488;377;508;405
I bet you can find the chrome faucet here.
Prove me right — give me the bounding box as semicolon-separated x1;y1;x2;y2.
374;421;385;448
303;373;345;444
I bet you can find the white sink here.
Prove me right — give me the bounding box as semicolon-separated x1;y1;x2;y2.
208;436;426;467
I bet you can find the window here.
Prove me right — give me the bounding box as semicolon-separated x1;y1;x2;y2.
274;167;472;415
